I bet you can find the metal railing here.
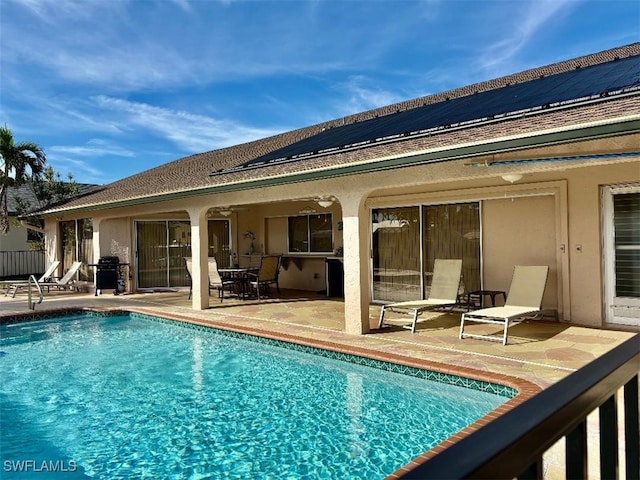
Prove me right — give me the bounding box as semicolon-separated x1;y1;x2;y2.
0;250;45;278
399;334;640;479
26;275;43;310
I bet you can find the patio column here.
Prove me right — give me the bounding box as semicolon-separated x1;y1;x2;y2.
340;192;371;335
187;206;210;310
91;218;101;285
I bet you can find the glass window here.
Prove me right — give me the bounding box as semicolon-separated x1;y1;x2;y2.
613;192;640;298
288;214;333;253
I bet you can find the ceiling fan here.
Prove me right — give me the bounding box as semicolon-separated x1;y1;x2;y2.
207;206;249;217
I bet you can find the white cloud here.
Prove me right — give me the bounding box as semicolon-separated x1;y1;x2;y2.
44;139;135;184
476;0;578;73
92;96;282;153
1;0;413;92
13;0;96;21
49;140;135;159
334;76;405;117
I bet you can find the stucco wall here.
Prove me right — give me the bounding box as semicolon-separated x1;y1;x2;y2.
98;218;132;291
482;195;558;311
99;218;132;263
565;162;640;327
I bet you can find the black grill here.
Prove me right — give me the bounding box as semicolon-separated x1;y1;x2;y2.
95;256;120;294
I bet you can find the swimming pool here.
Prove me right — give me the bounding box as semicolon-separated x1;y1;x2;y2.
1;311;514;478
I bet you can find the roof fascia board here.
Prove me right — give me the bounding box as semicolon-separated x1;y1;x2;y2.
43;118;640;217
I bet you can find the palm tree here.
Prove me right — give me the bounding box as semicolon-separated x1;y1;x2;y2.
0;125;46;234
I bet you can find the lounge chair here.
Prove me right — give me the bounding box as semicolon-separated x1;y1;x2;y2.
4;260;61;297
38;261;84;293
459;265;549;345
185;257;234;301
378;259;463;333
246;255;281;301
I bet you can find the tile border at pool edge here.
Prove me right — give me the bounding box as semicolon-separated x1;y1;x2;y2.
1;306;542;480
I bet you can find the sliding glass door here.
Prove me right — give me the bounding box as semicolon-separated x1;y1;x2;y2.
372;207;421;302
59;218;93;282
372;202;480;302
423;203;481;295
208;220;231;268
136;219;230;289
137;221;183;289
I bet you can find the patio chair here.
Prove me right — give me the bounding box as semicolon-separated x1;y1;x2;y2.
459;265;549;345
246;255;281;301
207;256;237;301
184;257;235;301
4;260;61;297
378;259;463;333
38;261;83;294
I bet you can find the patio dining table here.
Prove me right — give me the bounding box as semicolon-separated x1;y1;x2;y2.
218;267;256;299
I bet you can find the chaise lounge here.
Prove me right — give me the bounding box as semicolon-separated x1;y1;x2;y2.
459;265;549;345
378;259;463;333
4;260;61;297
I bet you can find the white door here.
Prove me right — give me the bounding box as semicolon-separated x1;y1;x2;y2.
602;184;640;326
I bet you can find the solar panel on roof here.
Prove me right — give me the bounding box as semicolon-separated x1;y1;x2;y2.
211;55;640;176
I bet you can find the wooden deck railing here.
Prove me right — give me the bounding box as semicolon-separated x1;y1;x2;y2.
399;334;639;479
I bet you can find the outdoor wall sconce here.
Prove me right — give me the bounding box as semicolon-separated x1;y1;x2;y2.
501;173;523;183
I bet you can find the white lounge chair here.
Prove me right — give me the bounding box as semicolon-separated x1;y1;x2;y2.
5;260;61;297
38;261;83;293
378;259;463;333
459;265;549;345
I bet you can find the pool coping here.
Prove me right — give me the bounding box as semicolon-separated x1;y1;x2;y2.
1;306;542;479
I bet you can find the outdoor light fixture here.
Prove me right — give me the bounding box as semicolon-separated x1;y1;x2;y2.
316;196;337;208
501;173;523;183
219;209;232;216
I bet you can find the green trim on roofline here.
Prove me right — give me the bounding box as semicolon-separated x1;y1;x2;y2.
43;118;640;216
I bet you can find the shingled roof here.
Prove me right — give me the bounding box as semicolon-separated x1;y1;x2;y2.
8;183;99;215
47;43;640;214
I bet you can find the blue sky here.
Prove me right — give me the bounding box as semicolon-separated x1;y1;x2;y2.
1;0;638;185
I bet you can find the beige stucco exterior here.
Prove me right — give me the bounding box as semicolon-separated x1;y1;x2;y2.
43;130;640;333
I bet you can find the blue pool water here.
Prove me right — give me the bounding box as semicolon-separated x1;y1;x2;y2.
1;313;511;479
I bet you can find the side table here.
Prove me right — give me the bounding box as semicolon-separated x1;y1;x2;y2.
466;289;507;311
